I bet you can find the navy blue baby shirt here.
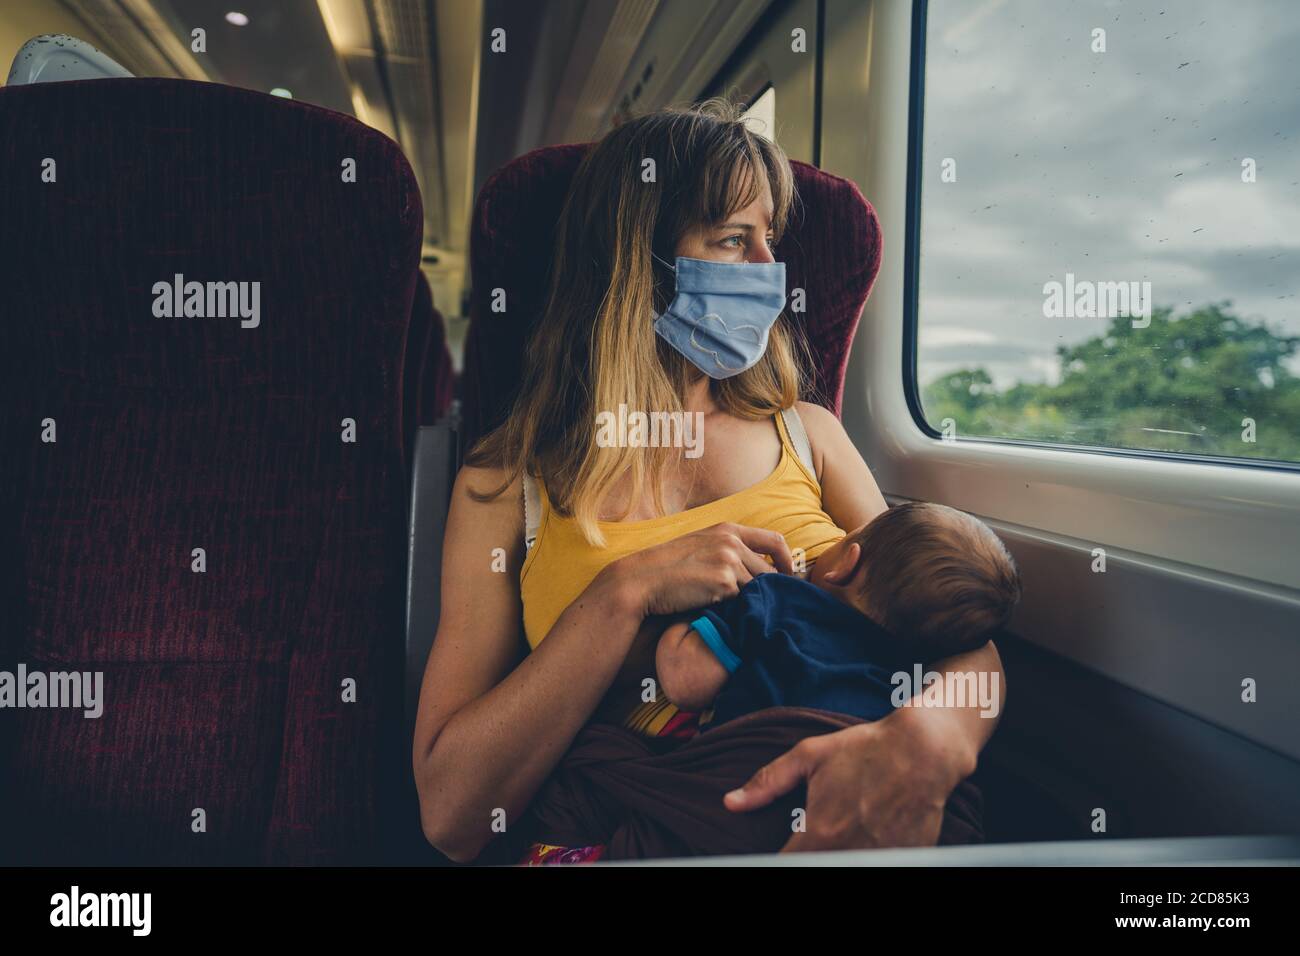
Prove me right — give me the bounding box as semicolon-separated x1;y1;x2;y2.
691;573;912;731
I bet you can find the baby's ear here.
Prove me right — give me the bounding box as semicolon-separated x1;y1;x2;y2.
822;541;862;585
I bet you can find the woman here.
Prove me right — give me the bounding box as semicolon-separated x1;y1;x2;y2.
412;98;1005;863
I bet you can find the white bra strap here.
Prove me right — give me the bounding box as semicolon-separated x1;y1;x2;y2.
522;472;541;551
780;405;816;479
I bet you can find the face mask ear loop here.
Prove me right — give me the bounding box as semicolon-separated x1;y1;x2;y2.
651;250;677;272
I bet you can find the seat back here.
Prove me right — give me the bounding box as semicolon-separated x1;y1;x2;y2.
459;143;882;450
0;78;421;864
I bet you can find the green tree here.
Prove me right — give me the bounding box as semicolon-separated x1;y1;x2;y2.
921;304;1300;462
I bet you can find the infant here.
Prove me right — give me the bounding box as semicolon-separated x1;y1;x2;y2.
654;502;1021;728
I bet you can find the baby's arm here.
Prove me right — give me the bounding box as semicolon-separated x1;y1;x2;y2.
655;620;731;711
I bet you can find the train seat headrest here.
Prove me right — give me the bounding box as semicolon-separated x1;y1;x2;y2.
0;76;423;404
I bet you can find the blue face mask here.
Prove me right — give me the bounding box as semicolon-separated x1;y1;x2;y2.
651;252;787;379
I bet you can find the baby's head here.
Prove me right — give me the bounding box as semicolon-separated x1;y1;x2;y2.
809;502;1021;659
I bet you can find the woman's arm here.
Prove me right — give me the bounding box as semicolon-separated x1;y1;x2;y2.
730;403;1006;849
803;398;1007;746
412;464;648;862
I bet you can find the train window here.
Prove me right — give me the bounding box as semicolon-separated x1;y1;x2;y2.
913;0;1300;465
743;84;776;142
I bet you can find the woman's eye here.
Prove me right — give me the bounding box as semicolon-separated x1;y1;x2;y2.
718;234;775;252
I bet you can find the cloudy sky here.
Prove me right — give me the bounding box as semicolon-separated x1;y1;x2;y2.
917;0;1299;388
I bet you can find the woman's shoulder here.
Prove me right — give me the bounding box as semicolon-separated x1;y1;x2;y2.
450;462;525;534
790;400;846;477
791;400;841;433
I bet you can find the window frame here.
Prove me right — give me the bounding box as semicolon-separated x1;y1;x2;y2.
739;81;777;146
902;0;1300;475
742;81;775;121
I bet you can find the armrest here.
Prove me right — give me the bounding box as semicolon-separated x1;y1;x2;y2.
405;423;459;734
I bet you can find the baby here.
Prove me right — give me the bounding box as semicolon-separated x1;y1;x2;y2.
654;502;1021;729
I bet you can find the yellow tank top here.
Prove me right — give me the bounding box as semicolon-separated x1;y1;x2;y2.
519;409;847;736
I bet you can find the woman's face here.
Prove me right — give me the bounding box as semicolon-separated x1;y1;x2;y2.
673;175;777;265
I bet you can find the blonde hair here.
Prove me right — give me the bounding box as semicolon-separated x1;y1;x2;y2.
467;98;809;546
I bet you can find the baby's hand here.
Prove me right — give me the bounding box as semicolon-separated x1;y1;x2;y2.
654;620;730;711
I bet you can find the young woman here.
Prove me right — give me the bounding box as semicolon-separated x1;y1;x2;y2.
412;99;1005;863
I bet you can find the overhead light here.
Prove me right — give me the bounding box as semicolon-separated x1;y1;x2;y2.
270;88;293;98
317;0;371;51
225;12;249;26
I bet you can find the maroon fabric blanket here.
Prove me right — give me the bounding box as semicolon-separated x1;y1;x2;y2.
520;707;983;860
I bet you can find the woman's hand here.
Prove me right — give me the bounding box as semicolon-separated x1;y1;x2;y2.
723;703;979;852
608;522;795;619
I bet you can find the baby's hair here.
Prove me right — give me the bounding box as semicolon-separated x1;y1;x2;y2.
848;502;1021;659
